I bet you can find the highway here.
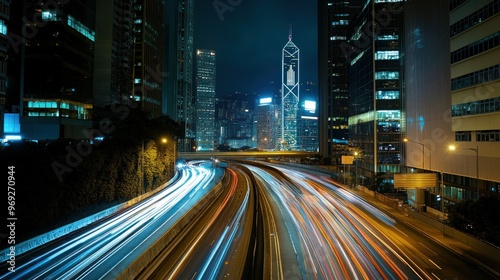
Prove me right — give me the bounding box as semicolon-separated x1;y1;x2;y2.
1;160;495;279
244;161;495;279
0;162;221;280
139;165;254;279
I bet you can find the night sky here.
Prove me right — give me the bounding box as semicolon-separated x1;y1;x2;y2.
194;0;318;97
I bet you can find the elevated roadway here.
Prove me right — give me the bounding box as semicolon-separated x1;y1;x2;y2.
178;151;317;160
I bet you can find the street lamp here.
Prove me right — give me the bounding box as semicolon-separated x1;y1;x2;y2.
161;137;177;169
403;138;425;170
354;152;359;188
449;145;479;200
141;139;145;194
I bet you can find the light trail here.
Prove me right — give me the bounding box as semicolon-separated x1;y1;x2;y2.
0;163;219;280
247;163;427;279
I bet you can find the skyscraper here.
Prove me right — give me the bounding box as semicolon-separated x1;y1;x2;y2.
93;0;134;109
281;29;300;151
164;0;195;152
298;99;319;152
347;1;404;186
215;93;255;150
19;0;96;140
318;0;364;163
132;0;164;118
195;49;216;151
256;97;278;151
0;0;9;139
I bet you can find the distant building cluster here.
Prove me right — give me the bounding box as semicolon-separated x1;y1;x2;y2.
1;0;198;151
0;0;318;153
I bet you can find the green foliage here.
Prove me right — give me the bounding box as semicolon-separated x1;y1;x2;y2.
0;113;179;247
447;196;500;246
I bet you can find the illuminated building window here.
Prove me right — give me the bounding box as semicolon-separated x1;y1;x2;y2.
0;19;6;35
375;71;399;80
67;15;95;42
375;51;399;60
376;90;399;99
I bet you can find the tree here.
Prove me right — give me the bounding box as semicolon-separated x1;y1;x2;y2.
447;195;500;246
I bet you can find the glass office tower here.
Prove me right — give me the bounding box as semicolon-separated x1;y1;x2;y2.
195;49;216;151
318;0;364;163
347;0;404;187
281;31;300;151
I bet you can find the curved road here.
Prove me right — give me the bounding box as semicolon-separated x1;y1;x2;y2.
244;161;495;280
0;163;221;280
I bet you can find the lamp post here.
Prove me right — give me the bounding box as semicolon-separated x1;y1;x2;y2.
449;145;479;200
403;138;425;170
141;139;145;194
354;152;359;188
161;136;177;169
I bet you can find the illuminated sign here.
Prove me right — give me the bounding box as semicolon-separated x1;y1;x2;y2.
259;97;272;104
304;100;316;112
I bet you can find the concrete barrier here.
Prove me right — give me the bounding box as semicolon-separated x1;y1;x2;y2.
116;169;228;279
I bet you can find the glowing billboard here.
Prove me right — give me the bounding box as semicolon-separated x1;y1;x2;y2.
304;100;316;112
259;97;272;104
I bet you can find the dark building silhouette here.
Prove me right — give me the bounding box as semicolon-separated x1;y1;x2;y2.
18;0;96;140
164;0;195;152
93;0;135;108
318;0;364;163
132;0;164;118
0;0;9;139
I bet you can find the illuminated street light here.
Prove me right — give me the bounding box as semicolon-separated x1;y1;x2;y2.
161;137;177;168
354;152;359;188
449;145;479;200
403;138;425;170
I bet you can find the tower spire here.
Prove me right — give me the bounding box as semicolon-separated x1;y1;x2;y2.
289;24;292;41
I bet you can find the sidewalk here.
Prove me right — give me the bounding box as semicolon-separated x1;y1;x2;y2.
345;184;500;278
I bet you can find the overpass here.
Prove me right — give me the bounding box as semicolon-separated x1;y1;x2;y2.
178;151;318;161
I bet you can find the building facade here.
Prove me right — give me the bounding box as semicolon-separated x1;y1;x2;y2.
195;49;216;151
281;32;300;151
132;0;164;118
19;0;96;140
347;0;405;187
93;0;135;109
0;0;8;139
215;93;255;150
164;0;195;152
318;0;364;163
298;99;319;152
256;97;279;151
447;0;500;199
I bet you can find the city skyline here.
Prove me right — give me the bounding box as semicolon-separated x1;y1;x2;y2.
194;0;318;96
